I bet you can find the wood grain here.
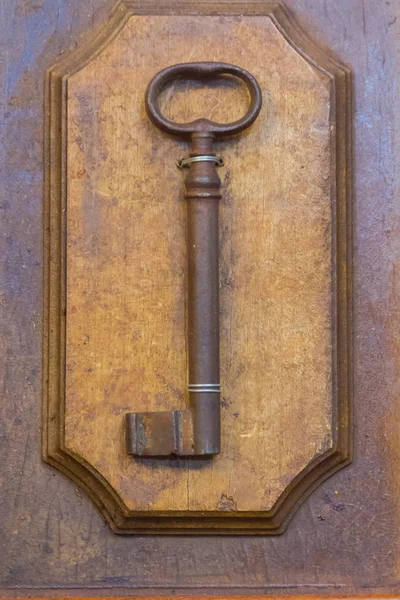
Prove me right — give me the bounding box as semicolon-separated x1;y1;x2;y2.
43;3;351;532
5;597;400;600
1;0;399;593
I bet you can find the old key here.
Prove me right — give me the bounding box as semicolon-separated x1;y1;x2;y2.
126;62;262;457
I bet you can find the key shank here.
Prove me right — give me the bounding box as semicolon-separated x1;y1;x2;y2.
126;133;221;456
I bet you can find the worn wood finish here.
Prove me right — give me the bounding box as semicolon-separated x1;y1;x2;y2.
43;4;351;532
3;596;400;600
1;0;399;593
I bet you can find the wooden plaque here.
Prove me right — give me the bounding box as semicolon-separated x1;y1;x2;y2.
43;1;352;533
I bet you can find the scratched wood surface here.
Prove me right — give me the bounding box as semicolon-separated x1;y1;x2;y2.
1;0;400;594
65;13;335;513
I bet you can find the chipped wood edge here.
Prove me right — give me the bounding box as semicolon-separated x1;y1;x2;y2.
42;0;353;534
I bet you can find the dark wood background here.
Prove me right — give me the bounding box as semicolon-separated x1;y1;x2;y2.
1;0;399;595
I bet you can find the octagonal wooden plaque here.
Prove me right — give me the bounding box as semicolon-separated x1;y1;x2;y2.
43;0;352;534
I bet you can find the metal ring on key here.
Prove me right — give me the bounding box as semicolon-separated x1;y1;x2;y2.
145;62;262;139
188;383;221;393
176;155;224;169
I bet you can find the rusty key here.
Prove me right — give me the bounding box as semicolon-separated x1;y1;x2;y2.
126;62;262;457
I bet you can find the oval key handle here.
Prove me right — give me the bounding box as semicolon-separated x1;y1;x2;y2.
145;61;262;138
